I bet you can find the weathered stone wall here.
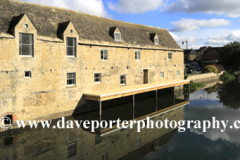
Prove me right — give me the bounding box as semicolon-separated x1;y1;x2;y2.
0;16;184;121
186;72;224;82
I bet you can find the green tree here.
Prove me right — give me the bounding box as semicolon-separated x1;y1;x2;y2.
219;41;240;72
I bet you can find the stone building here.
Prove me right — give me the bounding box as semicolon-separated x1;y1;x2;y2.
0;0;189;122
201;47;222;68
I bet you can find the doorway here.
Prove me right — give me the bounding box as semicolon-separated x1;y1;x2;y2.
143;69;148;84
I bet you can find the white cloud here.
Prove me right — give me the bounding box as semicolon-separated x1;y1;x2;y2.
170;19;231;32
166;0;240;18
207;30;240;45
169;32;201;49
108;0;165;14
188;103;240;145
20;0;109;17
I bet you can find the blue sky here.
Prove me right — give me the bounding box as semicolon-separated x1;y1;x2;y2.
21;0;240;49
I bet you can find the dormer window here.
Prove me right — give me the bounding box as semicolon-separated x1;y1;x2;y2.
109;27;121;42
154;37;159;45
150;33;159;45
114;32;121;42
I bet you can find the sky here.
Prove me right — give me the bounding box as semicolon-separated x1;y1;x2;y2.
20;0;240;49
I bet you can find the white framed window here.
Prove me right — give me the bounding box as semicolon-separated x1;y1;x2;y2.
168;53;172;59
120;75;126;85
135;137;141;147
160;72;164;78
135;51;140;60
25;71;31;78
114;32;121;42
67;73;76;85
102;152;109;160
68;142;77;159
94;73;102;83
177;70;180;76
101;50;108;60
19;33;33;56
154;37;159;45
67;37;76;57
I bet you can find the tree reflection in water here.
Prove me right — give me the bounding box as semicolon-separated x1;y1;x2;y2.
218;80;240;109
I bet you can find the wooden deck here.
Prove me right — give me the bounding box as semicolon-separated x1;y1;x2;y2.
84;80;190;101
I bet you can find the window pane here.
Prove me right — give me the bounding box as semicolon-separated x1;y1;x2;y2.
115;33;121;41
19;45;22;55
21;34;32;44
67;47;73;56
155;38;159;45
22;45;31;55
94;74;101;82
67;38;74;46
101;51;103;59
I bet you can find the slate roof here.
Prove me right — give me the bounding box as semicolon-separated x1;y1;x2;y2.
0;0;181;49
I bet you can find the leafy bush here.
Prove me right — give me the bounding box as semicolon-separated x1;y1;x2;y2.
204;65;219;73
220;71;235;81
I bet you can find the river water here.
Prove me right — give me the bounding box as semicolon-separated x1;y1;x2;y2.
0;80;239;160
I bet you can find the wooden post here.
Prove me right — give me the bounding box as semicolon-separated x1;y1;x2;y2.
133;95;135;107
99;98;102;116
133;95;135;119
188;83;190;100
156;90;158;111
173;87;175;105
156;90;158;101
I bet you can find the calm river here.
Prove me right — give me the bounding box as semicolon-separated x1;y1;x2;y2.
0;79;239;160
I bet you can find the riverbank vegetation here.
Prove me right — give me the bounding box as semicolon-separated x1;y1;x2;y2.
219;41;240;72
220;71;236;82
184;81;205;92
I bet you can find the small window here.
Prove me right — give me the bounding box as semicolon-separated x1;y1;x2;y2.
25;71;31;78
135;137;141;147
101;50;108;60
102;152;109;160
177;70;180;76
67;37;76;57
94;73;102;83
19;33;33;56
135;51;140;60
168;53;172;59
114;32;121;42
160;72;164;78
95;135;102;145
68;142;77;159
67;73;76;85
154;37;159;45
120;75;126;85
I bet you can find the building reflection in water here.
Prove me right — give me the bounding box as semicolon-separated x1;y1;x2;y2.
0;86;189;160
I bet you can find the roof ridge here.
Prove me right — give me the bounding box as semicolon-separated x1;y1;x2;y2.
13;0;166;31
